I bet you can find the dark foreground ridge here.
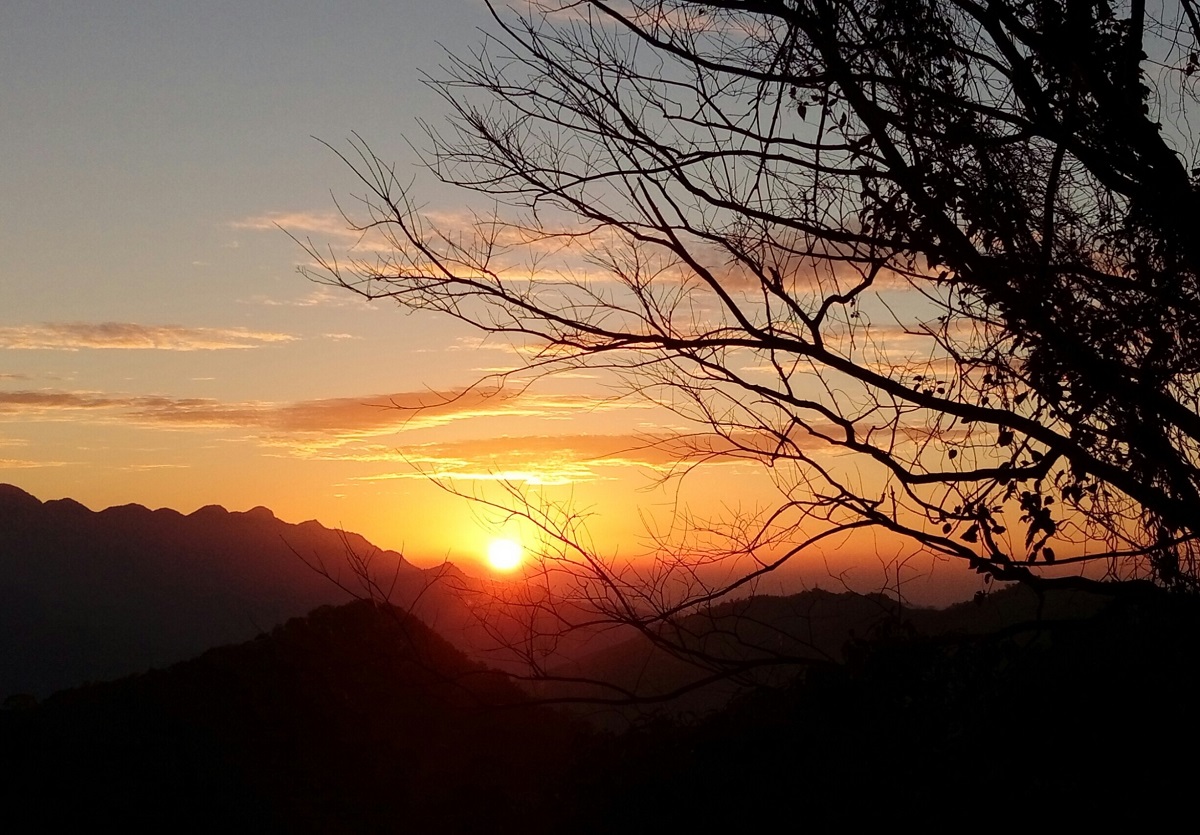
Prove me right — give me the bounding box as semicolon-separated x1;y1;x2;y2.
4;590;1198;830
0;600;581;833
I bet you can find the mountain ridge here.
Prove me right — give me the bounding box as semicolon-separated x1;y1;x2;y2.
1;482;1111;709
1;598;582;832
0;483;467;696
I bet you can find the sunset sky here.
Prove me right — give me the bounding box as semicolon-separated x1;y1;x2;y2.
0;1;980;603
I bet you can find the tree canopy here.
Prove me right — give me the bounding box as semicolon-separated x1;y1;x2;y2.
305;0;1200;677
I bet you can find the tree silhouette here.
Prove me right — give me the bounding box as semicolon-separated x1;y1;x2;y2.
303;0;1200;686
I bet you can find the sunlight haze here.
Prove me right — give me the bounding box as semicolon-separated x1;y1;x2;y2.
0;0;980;605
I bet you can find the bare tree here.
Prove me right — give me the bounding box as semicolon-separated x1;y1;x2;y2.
301;0;1200;689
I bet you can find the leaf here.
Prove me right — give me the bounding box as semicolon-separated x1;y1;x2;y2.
962;526;979;543
948;448;958;459
943;523;953;534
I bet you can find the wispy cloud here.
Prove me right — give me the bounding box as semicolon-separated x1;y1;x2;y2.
232;211;352;238
336;428;838;485
0;385;672;484
0;323;297;351
344;432;656;485
0;391;138;412
0;458;70;469
138;388;524;434
0;386;539;438
244;286;373;310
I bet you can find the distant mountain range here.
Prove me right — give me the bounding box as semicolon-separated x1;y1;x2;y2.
0;482;1114;707
8;483;1192;828
0;484;474;696
4;567;1192;830
541;580;1112;723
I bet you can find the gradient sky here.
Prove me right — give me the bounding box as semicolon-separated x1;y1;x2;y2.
0;1;983;603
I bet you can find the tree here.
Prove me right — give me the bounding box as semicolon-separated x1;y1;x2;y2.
302;0;1200;687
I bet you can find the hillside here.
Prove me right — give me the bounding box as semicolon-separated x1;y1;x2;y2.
541;584;1114;722
0;482;1123;708
0;600;583;832
0;484;471;696
5;587;1196;829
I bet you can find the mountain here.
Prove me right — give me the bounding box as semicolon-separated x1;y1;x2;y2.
5;499;1194;830
541;584;1115;723
6;589;1188;830
0;481;1117;710
562;586;1200;830
542;589;902;712
0;484;472;696
0;600;583;832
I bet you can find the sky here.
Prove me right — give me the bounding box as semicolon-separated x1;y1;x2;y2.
0;1;984;604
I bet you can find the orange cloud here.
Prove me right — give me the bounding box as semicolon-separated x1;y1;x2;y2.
0;458;70;469
232;211;353;238
331;426;841;485
0;386;556;437
0;323;296;351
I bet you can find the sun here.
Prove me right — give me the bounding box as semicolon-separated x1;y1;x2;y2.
486;538;524;572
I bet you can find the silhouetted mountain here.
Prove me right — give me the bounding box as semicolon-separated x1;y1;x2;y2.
561;588;1200;829
0;484;472;696
543;584;1116;723
4;547;1194;829
544;589;902;715
0;482;1128;716
0;600;583;832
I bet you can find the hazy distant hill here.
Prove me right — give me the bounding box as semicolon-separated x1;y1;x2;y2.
0;481;1118;708
0;484;472;696
544;589;902;711
0;600;582;832
543;584;1113;722
5;588;1188;830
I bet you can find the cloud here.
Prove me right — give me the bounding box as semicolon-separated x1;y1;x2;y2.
0;323;297;351
333;427;840;485
116;463;191;471
232;211;352;238
0;391;134;413
341;432;665;485
245;286;373;309
0;458;69;469
0;381;862;487
0;386;537;437
0;386;670;483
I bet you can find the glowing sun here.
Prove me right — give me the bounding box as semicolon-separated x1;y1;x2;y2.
486;538;524;572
